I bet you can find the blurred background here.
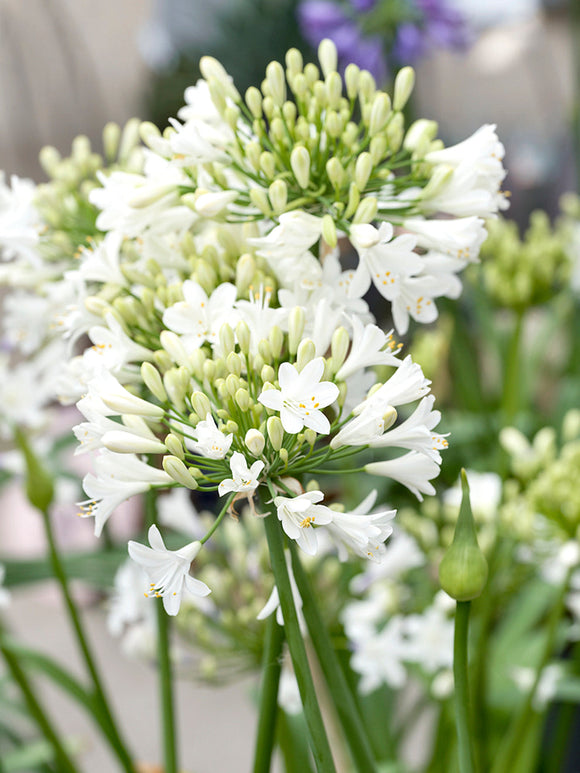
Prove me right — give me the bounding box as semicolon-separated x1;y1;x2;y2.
1;0;578;770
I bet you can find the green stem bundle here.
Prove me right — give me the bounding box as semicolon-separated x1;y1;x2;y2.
454;601;474;773
252;613;285;773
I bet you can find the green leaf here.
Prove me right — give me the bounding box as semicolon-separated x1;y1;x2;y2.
3;737;81;771
1;548;126;589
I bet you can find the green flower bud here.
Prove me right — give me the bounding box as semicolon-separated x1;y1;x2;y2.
439;470;488;601
393;66;415;112
118;117;141;163
261;364;276;384
325;72;342;108
189;349;206;379
344;182;360;219
403;118;439;154
219;324;236;356
39;145;61;177
165;433;185;460
382;406;398;430
235;388;250;411
331;326;350;373
326;157;345;190
369;136;387;165
267;416;284;451
163;368;188;413
269;117;285;143
258;339;272;363
85;296;110;318
139;121;161;151
318;38;338;77
322;214;338;248
282;101;297;126
286;48;303;75
153;349;173;374
266;60;286;106
226;352;243;376
249;188;271;216
203;360;216;382
344;64;360;100
236;253;256;294
304;429;317;447
191;391;212;420
160;330;189;368
358;70;376;102
226;373;239;396
141;363;168;403
288;307;305;355
225;420;239;434
421;164;453;200
245;141;261;171
279;448;289;466
245;428;266;457
261;95;274;119
355;152;373;192
268;179;288;213
290;146;310;189
304;63;319;86
353;196;378;225
236;321;251;355
269;326;283;359
369;93;391;135
163;456;199;490
102;122;121;162
245;86;263;118
296;339;316;371
15;429;54;513
386;112;405;153
325;110;342;138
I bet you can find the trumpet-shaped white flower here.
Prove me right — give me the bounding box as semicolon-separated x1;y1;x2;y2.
168;115;233;165
325;490;395;561
366;451;441;501
235;287;288;353
128;525;210;616
185;413;233;459
73;405;162;456
330;409;389;450
88;312;154;371
368;395;448;461
218;452;264;496
403;216;486;262
86;371;164;419
336;317;402;381
353;356;430;416
79;450;172;536
258;358;339;435
348;222;423;301
274;491;333;556
163;280;238;351
77;231;126;285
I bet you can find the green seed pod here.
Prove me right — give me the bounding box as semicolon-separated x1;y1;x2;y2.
15;429;54;513
439;470;488;601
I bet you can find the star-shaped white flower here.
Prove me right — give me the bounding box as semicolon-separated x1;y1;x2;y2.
185;413;233;459
274;491;333;556
218;452;264;496
128;525;210;616
162;280;238;351
258;358;339;434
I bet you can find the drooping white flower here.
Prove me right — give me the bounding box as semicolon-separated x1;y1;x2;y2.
274;491;333;556
258;358;339;435
278;667;302;715
128;525;210;616
162;280;238;352
365;451;441;501
73;405;163;456
88;312;155;371
168;115;233;166
85;370;164;419
368;395;448;461
336;317;402;382
184;413;233;459
218;452;264;496
403;216;487;262
353;356;431;415
79;450;172;536
107;559;155;638
194;190;238;217
324;490;395;561
348;222;423;300
350;528;425;594
330;409;388;450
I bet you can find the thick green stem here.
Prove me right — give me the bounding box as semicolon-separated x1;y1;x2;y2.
0;642;79;773
501;310;524;422
454;601;474;773
252;613;285;773
262;508;336;773
40;508;136;772
491;571;571;773
289;543;378;773
145;491;179;773
277;710;315;773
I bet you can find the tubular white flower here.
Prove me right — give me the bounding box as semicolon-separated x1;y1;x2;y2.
258;357;339;435
184;413;233;459
194;189;238;217
128;525;210;616
330;408;395;450
274;491;333;556
0;172;39;263
73;404;162;456
218;452;264;496
88;312;154;370
88;371;165;419
365;451;441;501
100;430;167;455
353;355;430;415
325;490;396;562
336;317;402;381
403;216;487;262
368;395;448;461
349;615;409;693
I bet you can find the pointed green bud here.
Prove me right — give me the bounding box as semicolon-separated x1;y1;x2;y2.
189;349;206;379
249;188;271;216
288;307;305;355
235;388;250;412
404;118;439;153
290;146;310;189
303;428;317;447
304;62;319;86
163;369;187;413
258;339;272;363
326;158;345;189
268;179;288;213
282;101;297;126
344;182;360;219
331;326;350;373
386;112;405;153
236;321;251;355
318;38;338;77
163;456;199;490
165;433;185;460
160;330;189;368
219;324;236;356
266;60;286;106
245;428;265;457
296;339;316;371
369;93;392;135
358;70;376;102
355;153;373;192
267;416;284;451
236;253;256;294
345;64;360;100
15;429;54;513
226;352;243;376
153;350;173;374
353;196;378;225
261;364;276;384
203;360;216;382
269;117;285;143
191;391;212;420
325;110;342;138
224;104;240;130
369;135;388;165
286;48;303;75
261;95;275;119
245;141;261;171
85;296;110;318
141;363;167;403
269;326;283;359
102;122;121;162
439;470;488;601
225;420;239;435
279;448;289;466
393;66;415;111
226;374;239;396
322;215;338;249
245;86;263;118
325;72;342;108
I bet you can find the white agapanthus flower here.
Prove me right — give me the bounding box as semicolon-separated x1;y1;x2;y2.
77;231;126;285
365;451;441;501
403;216;487;261
335;317;402;382
163;280;238;352
274;491;333;556
218;452;264;496
0;172;40;263
402;591;455;674
258;358;339;435
128;525;210;616
349;615;409;693
324;490;395;562
184;413;233;459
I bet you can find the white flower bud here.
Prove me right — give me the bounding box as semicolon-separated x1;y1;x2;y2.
195;190;237;217
266;60;286;106
355;152;373;192
369;136;387;165
245;86;263;118
163;456;199;490
226;374;239;396
282;101;297;125
304;63;319;86
225;420;239;434
245;141;261;170
245;428;265;457
326;157;345;189
227;352;243;376
261;364;275;383
358;70;376;102
102;122;121;162
331;327;350;373
129;184;175;209
290;146;310;189
325;111;342;138
235;388;250;411
288;307;305;354
269;326;283;359
404;119;439;153
119;118;141;163
236;253;256;292
84;296;109;317
191;391;212;420
386;112;405;153
279;448;289;466
296;339;317;372
163;369;187;413
322;215;338;249
101;431;166;455
203;360;216;382
353;196;378;225
286;48;303;75
139;121;161;151
304;429;317;447
369;93;392;135
383;406;398;430
160;330;189;368
269;179;288;213
165;433;185;460
325;72;342;108
236;321;251;355
267;416;284;451
318;38;338;77
219;324;236;356
260;152;276;178
393;66;415;111
345;64;360;99
141;363;168;403
344;182;360;219
249;188;271;216
421;164;453;200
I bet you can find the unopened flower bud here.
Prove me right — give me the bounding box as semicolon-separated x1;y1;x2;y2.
325;110;342;138
393;66;415;112
227;352;243;376
249;188;271;216
153;350;173;373
225;420;239;434
344;64;360;99
236;321;251;355
165;433;185;460
235;388;250;411
386;112;404;153
322;215;337;248
139;121;161;151
268;179;288;213
355;153;373;192
279;448;289;466
236;253;256;293
245;86;263;118
269;326;283;359
331;327;350;373
102;122;121;162
163;456;199;490
369;93;391;135
226;373;239;396
245;429;265;457
15;429;54;513
296;339;316;371
326;157;344;189
344;182;360;219
286;48;303;75
118;118;141;163
219;324;236;356
261;364;275;383
258;339;272;363
404;118;439;153
102;431;166;455
267;416;284;451
290;146;310;189
84;296;110;317
383;406;398;431
266;60;286;105
164;369;187;413
304;428;317;447
439;470;488;601
369;135;388;165
160;330;189;368
195;190;237;217
141;363;168;403
358;70;376;102
353;197;378;225
191;391;212;420
318;38;338;77
203;360;216;382
288;307;306;355
421;164;453;200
